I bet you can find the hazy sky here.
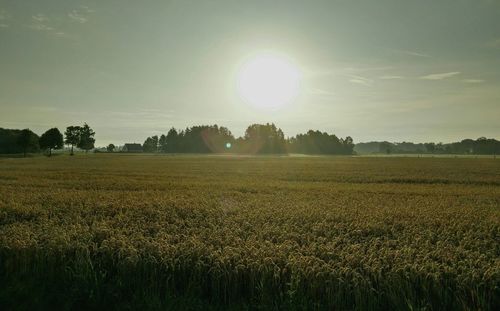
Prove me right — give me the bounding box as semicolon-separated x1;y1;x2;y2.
1;0;499;145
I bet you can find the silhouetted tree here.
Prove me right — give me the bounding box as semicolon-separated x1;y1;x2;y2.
143;136;158;153
64;126;81;155
379;142;393;154
0;128;40;154
152;135;159;152
182;125;234;153
342;136;355;155
18;129;39;157
474;137;500;155
77;123;95;153
355;138;499;155
165;128;179;153
158;134;167;153
40;128;63;156
243;123;286;154
460;139;474;154
107;144;115;152
289;131;355;155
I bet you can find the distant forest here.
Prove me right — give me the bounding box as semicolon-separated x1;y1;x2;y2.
139;124;354;155
1;124;499;156
355;139;500;155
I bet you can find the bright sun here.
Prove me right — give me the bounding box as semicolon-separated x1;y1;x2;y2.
237;53;301;110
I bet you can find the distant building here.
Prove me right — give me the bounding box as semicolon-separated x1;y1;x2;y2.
122;143;143;153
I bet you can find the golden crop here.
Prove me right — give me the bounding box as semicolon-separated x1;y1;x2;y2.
0;155;499;310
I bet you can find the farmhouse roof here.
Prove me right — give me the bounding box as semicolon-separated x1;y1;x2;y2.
123;143;143;151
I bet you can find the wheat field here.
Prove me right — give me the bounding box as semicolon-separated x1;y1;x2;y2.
0;154;499;310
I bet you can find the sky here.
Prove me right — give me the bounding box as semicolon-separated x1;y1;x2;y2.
1;0;499;146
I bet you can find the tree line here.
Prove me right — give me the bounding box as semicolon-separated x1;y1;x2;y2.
139;123;355;155
355;138;500;155
2;122;498;156
0;123;95;156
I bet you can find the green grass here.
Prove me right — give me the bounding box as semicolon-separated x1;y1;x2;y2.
0;154;499;310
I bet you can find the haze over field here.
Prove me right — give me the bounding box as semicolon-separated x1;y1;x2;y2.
1;0;499;145
1;2;500;309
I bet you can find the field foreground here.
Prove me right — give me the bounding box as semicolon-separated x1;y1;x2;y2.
0;155;499;310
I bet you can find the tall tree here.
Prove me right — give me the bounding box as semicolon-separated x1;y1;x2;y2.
151;135;159;152
0;128;39;154
342;136;355;155
107;144;115;152
77;123;96;153
159;134;167;153
18;129;39;157
64;126;81;155
288;130;346;154
39;128;63;156
379;141;393;154
165;128;179;153
143;136;158;153
243;123;286;154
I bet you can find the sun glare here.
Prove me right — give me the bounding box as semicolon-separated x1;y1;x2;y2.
237;53;301;110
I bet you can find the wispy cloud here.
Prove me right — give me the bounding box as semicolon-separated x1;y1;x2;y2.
0;9;8;20
485;38;500;49
29;23;54;31
68;6;94;24
68;11;88;23
32;13;49;23
348;75;374;86
27;6;93;37
32;106;59;112
0;8;10;28
308;88;336;97
79;6;95;14
27;13;69;37
105;109;176;126
391;49;431;58
462;79;485;84
419;72;460;80
379;75;404;80
344;66;393;72
305;64;392;78
28;13;54;31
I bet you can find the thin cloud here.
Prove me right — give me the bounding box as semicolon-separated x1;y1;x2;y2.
485;38;500;49
68;11;88;23
32;106;59;112
462;79;485;84
27;12;71;39
0;9;8;20
308;88;336;97
344;66;393;72
305;65;392;78
79;6;95;14
348;75;374;86
402;50;431;58
28;14;54;31
106;110;176;124
68;7;94;24
392;49;431;58
29;23;54;31
419;72;460;80
303;68;334;78
0;8;10;27
379;75;404;80
32;13;49;23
